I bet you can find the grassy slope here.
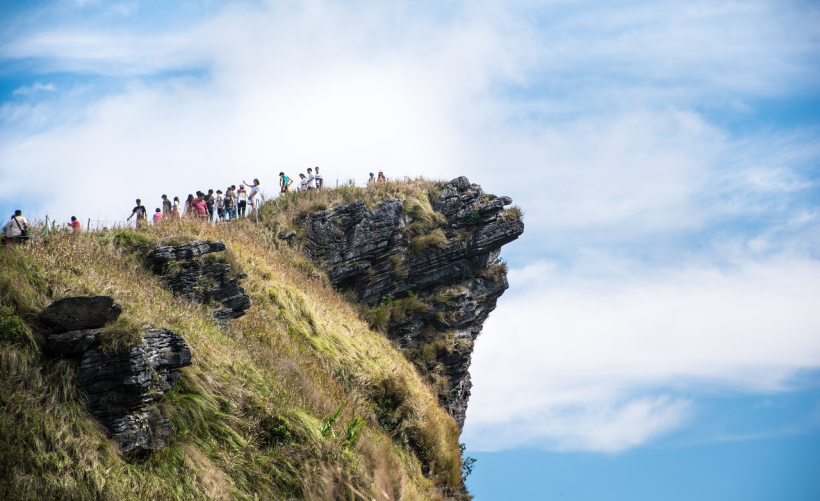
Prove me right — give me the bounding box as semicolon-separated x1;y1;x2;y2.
0;211;463;500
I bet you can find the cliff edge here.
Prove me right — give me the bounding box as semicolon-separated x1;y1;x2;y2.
298;176;524;427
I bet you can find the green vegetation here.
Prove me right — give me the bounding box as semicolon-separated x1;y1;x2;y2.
361;294;431;333
0;306;31;347
409;229;448;255
0;214;465;500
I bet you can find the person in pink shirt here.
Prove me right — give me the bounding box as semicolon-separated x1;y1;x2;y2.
69;216;82;232
191;192;209;221
153;208;163;224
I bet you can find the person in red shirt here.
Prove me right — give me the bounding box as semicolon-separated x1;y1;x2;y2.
69;216;82;232
191;192;209;221
153;208;163;224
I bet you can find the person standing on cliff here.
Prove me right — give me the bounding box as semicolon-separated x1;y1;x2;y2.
69;216;82;232
191;192;209;221
243;179;261;216
367;172;375;186
298;173;308;192
3;210;28;246
153;208;163;225
204;189;216;223
314;166;323;191
161;194;172;215
127;199;147;227
279;172;292;193
377;170;386;183
306;168;316;190
236;185;248;217
171;197;181;219
183;194;195;218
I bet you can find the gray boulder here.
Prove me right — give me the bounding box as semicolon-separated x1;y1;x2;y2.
41;296;122;333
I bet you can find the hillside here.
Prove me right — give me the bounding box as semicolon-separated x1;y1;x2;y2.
0;177;523;500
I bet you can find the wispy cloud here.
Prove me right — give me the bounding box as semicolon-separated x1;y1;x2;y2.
464;255;820;451
12;82;56;95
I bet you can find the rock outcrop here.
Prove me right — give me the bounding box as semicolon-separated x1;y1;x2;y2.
145;240;251;322
41;296;123;333
303;176;523;427
42;296;192;454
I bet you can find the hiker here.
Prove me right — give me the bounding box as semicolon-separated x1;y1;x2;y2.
153;208;163;224
3;210;29;246
171;197;181;219
161;194;172;215
69;216;82;232
367;172;376;186
127;199;147;227
183;194;194;218
314;166;323;191
298;173;308;192
377;171;386;183
191;192;209;221
224;187;235;220
306;168;316;190
279;172;292;193
243;179;261;215
205;189;216;223
236;185;248;217
215;190;225;221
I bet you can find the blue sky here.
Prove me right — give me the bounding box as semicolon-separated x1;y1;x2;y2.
1;1;819;499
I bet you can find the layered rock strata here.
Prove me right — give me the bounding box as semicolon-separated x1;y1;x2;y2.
145;240;251;322
42;297;192;453
303;176;523;427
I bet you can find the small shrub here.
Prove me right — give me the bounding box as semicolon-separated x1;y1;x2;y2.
97;316;144;355
100;229;152;253
260;415;293;447
501;205;524;222
0;306;31;346
479;261;508;281
409;229;447;254
466;211;481;226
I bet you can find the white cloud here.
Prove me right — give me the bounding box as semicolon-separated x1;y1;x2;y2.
463;255;820;451
12;82;56;95
467;396;692;453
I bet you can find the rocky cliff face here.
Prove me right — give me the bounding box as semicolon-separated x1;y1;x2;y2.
303;176;523;427
146;240;251;323
42;296;192;454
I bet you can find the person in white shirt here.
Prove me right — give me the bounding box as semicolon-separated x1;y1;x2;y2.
298;173;308;192
215;190;225;221
236;185;248;217
3;210;29;246
314;166;323;191
306;168;316;190
243;178;261;215
367;172;375;186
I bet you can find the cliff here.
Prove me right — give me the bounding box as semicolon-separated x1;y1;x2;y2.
300;176;523;427
0;177;522;501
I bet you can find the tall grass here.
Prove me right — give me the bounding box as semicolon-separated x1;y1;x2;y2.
0;213;464;500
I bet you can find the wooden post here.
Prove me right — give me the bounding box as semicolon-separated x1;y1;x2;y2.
87;218;91;232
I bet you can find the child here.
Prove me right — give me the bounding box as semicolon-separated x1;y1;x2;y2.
153;208;163;224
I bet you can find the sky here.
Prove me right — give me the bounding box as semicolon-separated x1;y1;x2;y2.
1;1;819;499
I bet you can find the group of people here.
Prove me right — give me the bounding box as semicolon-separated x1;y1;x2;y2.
278;166;324;193
4;166;390;240
127;178;262;227
367;170;387;185
127;165;329;227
